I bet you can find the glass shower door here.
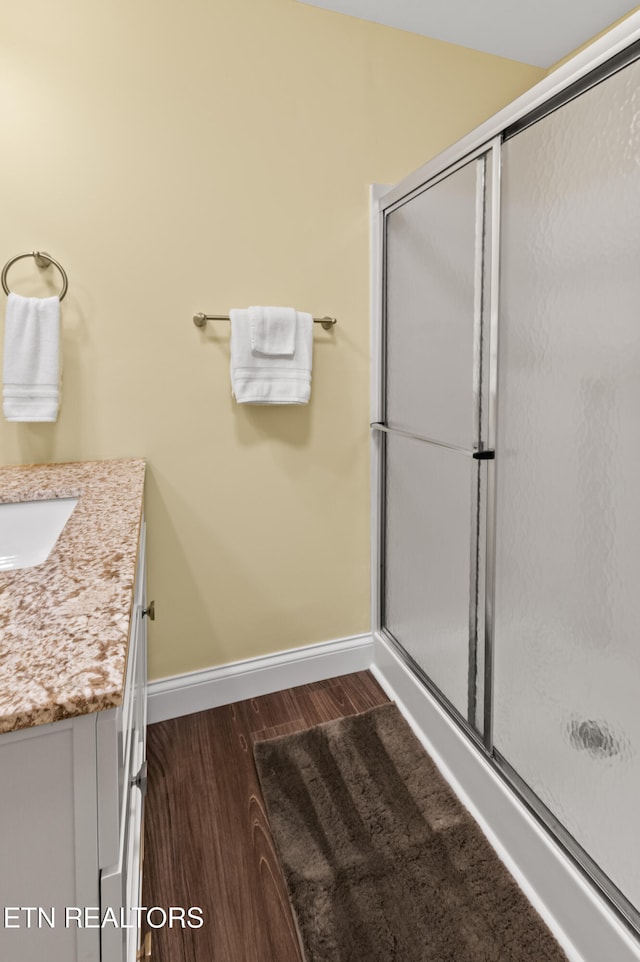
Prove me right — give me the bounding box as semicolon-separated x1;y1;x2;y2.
494;56;640;917
381;152;492;733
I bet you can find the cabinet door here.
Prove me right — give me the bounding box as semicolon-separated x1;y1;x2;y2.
0;716;100;962
100;739;145;962
493;55;640;914
101;520;148;962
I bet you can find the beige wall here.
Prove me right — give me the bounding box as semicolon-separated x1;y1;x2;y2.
0;0;543;680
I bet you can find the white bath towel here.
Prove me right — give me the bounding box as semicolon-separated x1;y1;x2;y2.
2;293;61;422
249;306;296;357
230;308;313;404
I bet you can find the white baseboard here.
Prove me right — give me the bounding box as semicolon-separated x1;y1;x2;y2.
371;632;640;962
147;633;374;725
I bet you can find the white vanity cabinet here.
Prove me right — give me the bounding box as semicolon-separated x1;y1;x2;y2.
0;521;149;962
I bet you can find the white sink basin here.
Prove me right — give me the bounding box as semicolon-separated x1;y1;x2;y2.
0;497;79;571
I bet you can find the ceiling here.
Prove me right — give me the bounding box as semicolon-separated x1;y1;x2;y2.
296;0;637;67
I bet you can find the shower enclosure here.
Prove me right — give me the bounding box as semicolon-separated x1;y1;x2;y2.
373;32;640;938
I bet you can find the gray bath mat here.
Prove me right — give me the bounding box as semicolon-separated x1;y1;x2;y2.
254;703;568;962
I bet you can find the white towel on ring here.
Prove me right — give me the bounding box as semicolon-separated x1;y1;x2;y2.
2;293;61;422
230;308;313;405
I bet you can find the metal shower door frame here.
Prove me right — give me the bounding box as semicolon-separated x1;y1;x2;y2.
371;137;501;748
370;20;640;938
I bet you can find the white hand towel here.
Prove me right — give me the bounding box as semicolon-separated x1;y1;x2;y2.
248;306;296;356
230;308;313;405
2;293;61;422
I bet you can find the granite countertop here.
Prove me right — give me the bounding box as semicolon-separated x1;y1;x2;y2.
0;458;146;734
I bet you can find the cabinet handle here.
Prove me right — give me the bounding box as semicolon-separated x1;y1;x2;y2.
142;600;155;621
131;760;148;799
136;931;152;960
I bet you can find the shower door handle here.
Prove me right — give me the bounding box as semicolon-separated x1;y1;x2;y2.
371;422;493;460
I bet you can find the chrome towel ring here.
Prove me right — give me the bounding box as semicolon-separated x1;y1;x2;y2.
1;251;68;301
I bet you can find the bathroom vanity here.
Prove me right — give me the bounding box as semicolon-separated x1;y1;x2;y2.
0;458;148;962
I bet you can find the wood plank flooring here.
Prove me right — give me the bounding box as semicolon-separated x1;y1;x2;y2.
142;670;390;962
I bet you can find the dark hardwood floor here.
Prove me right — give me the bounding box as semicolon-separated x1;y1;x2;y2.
142;670;390;961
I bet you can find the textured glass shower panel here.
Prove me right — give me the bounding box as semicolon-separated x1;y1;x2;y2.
494;58;640;910
384;433;476;719
385;159;482;449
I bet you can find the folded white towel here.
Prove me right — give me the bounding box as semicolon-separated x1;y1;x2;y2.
249;306;296;357
2;293;61;422
230;308;313;405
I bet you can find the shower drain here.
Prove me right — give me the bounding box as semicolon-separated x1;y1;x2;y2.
568;718;620;758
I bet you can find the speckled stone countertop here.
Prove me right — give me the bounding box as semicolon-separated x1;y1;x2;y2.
0;458;146;734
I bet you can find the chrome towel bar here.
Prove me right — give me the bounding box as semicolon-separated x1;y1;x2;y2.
193;312;337;331
1;251;68;301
